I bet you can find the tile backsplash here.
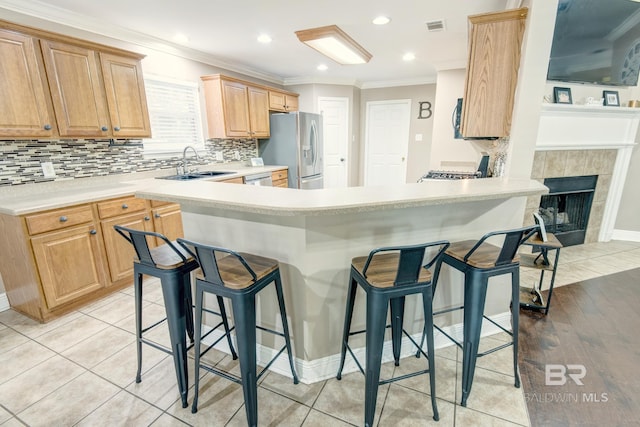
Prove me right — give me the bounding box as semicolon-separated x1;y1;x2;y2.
0;138;258;186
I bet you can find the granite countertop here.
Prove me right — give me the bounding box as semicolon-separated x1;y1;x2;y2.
136;177;549;216
0;163;287;215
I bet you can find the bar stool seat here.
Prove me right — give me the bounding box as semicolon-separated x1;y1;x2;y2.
434;225;537;407
177;238;299;427
114;226;236;408
337;241;449;427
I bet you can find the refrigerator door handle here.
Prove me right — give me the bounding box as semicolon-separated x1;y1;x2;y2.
310;119;319;169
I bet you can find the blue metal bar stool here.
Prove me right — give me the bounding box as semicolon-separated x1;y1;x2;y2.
177;238;299;427
432;225;537;407
336;241;450;427
114;226;236;408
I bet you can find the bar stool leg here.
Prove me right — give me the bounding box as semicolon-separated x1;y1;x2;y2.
337;275;358;380
461;269;488;407
511;268;521;388
182;272;195;344
231;294;259;427
421;288;439;421
216;295;238;360
274;271;299;383
191;286;204;414
160;274;189;408
134;271;144;383
364;291;388;427
390;296;405;366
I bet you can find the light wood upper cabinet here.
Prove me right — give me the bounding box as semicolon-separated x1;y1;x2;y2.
100;53;151;138
0;20;151;139
0;29;56;137
40;39;111;138
247;85;270;138
202;75;271;139
460;8;527;139
269;91;299;112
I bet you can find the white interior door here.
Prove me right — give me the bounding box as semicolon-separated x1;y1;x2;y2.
364;99;411;186
319;97;349;188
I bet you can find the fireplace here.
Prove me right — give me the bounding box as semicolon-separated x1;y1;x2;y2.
538;175;597;246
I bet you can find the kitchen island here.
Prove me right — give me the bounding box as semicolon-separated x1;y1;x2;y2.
136;177;547;382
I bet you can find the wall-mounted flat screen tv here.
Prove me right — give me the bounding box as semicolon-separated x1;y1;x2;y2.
547;0;640;87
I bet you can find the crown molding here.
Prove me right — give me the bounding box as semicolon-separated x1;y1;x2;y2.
0;0;285;85
360;76;437;89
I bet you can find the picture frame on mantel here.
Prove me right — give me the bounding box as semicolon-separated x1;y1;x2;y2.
553;87;572;104
603;90;620;106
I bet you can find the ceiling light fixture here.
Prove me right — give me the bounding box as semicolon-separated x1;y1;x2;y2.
295;25;372;65
257;34;272;44
372;16;391;25
317;64;328;71
403;52;416;61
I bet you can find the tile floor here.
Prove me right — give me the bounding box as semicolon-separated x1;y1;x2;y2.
1;240;638;426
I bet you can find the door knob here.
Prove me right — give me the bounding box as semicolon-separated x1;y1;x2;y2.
340;158;345;162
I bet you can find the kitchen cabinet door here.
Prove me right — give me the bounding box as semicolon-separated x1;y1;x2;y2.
269;91;299;112
221;79;251;137
100;52;152;138
0;29;57;137
40;39;111;138
31;223;106;309
151;204;184;245
101;211;154;284
247;85;270;138
461;8;527;138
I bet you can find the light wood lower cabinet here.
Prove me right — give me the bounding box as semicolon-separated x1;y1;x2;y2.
31;222;107;309
272;168;288;188
101;211;153;284
0;195;183;322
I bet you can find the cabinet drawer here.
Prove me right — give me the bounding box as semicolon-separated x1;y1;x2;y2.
271;169;287;181
97;196;146;219
273;179;288;188
220;176;244;184
25;205;94;235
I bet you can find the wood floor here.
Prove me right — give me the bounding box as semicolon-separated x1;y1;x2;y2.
519;267;640;427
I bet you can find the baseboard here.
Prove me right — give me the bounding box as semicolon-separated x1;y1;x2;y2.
0;293;9;312
611;229;640;242
200;311;513;384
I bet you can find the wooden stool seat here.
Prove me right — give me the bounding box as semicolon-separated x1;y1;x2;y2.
351;253;432;288
445;240;521;268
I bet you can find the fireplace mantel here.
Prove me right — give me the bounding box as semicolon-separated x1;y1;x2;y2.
534;103;639;242
537;103;640;151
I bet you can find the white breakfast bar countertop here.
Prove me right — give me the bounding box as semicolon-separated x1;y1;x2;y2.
135;177;548;216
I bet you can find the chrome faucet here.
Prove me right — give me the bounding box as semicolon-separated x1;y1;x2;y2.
179;145;200;174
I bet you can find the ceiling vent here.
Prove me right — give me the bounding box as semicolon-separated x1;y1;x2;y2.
425;19;446;32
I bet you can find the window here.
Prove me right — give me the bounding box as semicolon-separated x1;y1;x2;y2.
143;76;204;155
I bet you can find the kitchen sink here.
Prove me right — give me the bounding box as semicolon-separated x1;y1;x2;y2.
156;171;235;180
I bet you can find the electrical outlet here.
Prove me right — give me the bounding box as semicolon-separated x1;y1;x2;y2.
233;150;240;160
41;162;56;178
215;151;224;161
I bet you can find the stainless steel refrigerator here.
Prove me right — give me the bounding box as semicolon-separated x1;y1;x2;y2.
259;112;323;189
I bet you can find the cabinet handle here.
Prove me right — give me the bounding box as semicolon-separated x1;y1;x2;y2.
44;124;52;130
144;216;150;221
90;229;97;235
122;204;128;209
101;126;108;132
59;216;68;222
114;126;121;131
154;213;161;218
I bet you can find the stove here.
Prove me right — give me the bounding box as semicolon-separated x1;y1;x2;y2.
418;170;482;181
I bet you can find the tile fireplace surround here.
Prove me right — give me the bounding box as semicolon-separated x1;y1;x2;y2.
523;103;640;243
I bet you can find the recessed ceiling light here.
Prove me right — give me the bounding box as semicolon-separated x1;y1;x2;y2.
173;33;190;44
317;64;328;71
257;34;272;44
372;16;391;25
403;52;416;61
